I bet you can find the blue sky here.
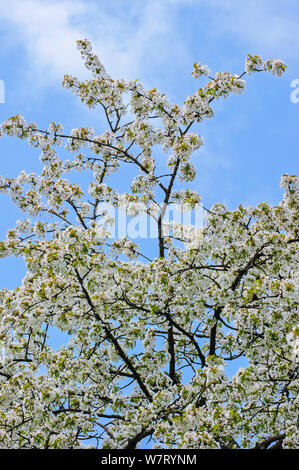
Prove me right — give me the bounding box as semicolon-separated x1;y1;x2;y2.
0;0;298;290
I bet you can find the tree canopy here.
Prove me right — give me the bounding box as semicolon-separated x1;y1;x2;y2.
0;40;297;449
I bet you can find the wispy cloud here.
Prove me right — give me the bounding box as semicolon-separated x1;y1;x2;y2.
0;0;193;89
197;0;299;61
1;0;86;85
2;0;297;93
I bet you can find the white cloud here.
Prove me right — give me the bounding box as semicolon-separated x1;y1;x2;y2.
197;0;299;61
0;0;193;89
1;0;297;94
1;0;86;85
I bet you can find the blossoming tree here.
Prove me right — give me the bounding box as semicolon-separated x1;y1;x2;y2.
0;41;297;449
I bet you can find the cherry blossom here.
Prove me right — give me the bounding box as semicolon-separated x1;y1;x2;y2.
0;40;297;450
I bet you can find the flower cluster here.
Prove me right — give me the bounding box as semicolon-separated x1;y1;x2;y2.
245;54;287;77
192;61;211;79
0;39;295;450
